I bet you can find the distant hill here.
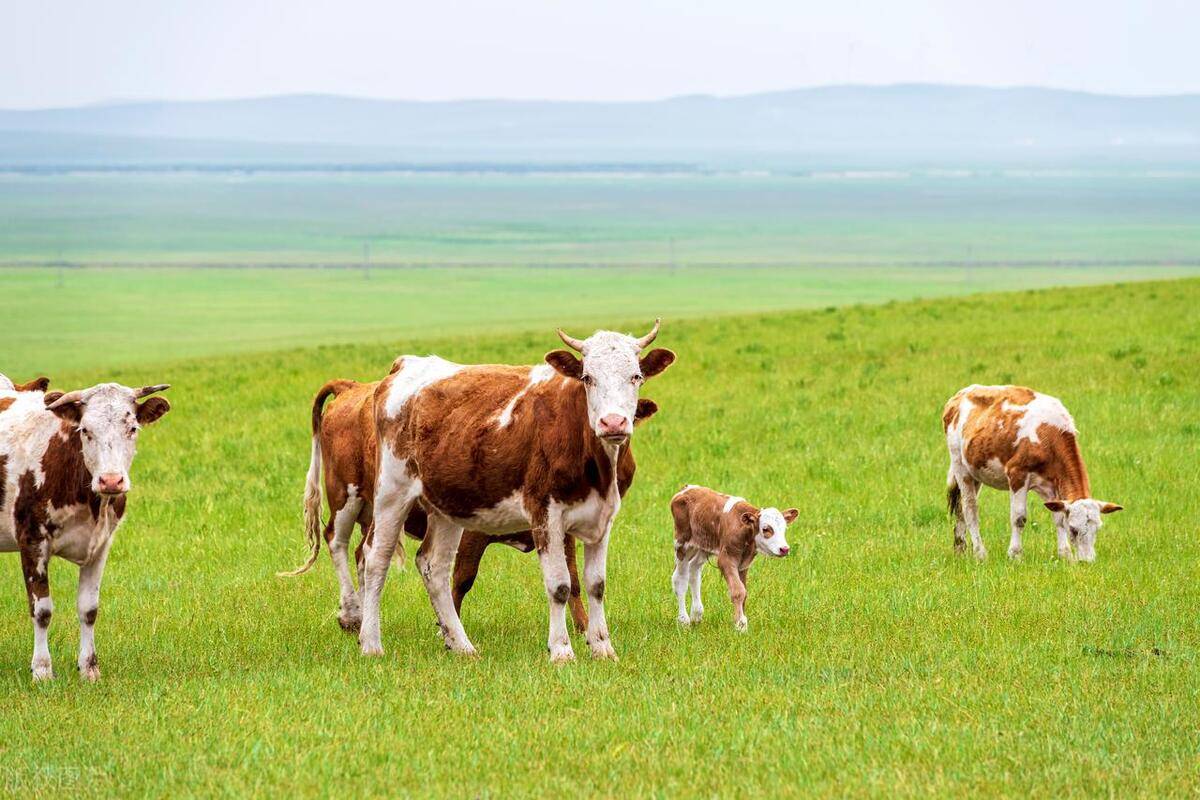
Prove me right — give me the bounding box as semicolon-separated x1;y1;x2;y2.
3;85;1199;168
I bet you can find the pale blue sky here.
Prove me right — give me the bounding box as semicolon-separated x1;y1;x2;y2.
3;0;1197;108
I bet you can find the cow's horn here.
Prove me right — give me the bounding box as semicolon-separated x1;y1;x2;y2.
46;389;85;409
556;328;585;352
635;318;661;349
133;384;170;399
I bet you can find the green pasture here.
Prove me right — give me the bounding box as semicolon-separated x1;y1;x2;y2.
2;278;1197;796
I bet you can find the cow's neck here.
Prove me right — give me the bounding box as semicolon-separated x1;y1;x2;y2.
1045;428;1091;502
556;380;621;492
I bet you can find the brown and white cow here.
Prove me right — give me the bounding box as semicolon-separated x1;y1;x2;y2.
281;373;655;632
943;384;1122;562
0;380;170;680
359;321;674;662
670;485;797;631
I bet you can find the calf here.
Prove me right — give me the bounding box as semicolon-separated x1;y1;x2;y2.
943;384;1122;561
0;381;170;680
361;321;674;662
670;485;797;631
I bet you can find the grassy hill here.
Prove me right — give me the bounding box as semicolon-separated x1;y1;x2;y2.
2;279;1197;796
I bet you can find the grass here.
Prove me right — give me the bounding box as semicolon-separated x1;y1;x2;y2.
2;278;1198;796
3;264;1199;375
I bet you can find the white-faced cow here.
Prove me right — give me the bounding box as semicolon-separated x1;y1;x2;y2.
943;384;1122;561
670;485;797;631
281;374;656;632
0;380;170;680
359;321;674;662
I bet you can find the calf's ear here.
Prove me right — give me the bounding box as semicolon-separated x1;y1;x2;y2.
136;396;171;425
545;350;583;380
1099;502;1124;514
634;398;658;425
640;348;676;378
782;508;799;523
1044;500;1067;513
740;511;758;527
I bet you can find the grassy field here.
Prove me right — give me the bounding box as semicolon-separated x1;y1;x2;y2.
3;172;1200;267
2;278;1197;796
3;264;1200;375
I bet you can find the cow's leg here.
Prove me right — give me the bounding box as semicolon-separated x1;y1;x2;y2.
957;475;986;560
416;513;475;655
20;537;54;680
534;514;575;663
688;551;706;623
583;528;617;660
565;536;589;634
328;495;363;631
76;536;114;681
1007;479;1029;560
717;553;748;632
948;466;967;552
671;544;692;625
451;531;489;618
359;471;420;656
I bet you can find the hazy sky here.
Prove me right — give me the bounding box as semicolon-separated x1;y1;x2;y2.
3;0;1197;108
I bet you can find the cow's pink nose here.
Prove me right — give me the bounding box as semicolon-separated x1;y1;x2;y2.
778;546;790;556
598;414;630;436
97;473;126;494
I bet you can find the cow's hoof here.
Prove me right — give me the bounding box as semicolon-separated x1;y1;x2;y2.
953;539;967;554
1007;546;1023;560
548;645;576;664
734;617;748;633
973;547;988;561
1057;547;1074;561
676;614;691;626
689;609;704;624
338;612;362;632
79;663;101;682
360;639;384;657
589;639;617;660
447;642;479;658
31;661;54;682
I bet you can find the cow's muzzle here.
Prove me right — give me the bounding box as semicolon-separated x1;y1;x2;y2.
95;473;128;496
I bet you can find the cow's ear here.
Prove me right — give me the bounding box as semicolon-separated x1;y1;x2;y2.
136;396;171;425
1099;502;1124;514
545;350;583;380
1044;500;1067;513
640;348;676;379
740;511;758;527
634;398;658;425
782;508;799;523
46;396;82;423
16;377;50;392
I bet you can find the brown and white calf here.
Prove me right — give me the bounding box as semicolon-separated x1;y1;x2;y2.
943;384;1122;561
282;374;655;632
0;380;170;680
360;321;674;662
670;485;797;631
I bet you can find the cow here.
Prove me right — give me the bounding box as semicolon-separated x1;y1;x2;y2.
943;384;1122;561
0;381;170;680
670;485;797;631
281;373;657;633
359;320;674;662
0;374;51;394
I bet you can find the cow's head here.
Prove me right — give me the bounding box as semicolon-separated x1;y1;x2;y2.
46;383;171;497
1044;498;1123;562
742;506;798;558
545;319;675;445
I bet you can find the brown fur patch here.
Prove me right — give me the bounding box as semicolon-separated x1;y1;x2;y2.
672;487;759;567
0;397;13;414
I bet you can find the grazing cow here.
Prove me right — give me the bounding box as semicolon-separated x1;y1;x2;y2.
282;374;655;632
0;381;170;680
943;384;1122;561
670;485;797;631
360;321;674;662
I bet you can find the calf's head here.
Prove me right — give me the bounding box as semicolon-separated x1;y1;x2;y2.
546;319;675;445
742;506;799;558
46;383;171;497
1044;498;1123;562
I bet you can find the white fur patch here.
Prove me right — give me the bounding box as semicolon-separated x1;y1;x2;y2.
446;490;531;535
755;507;791;556
722;495;744;514
384;356;463;418
496;364;554;428
1010;393;1077;443
575;330;645;437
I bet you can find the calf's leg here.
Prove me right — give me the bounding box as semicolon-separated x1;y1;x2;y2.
718;553;748;632
671;545;692;624
688;551;706;623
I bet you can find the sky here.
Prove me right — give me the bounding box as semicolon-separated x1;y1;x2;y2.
2;0;1198;109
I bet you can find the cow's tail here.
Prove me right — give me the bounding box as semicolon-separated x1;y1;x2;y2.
278;380;356;577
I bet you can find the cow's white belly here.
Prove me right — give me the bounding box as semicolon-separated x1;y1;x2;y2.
557;489;620;545
0;504;112;563
444;491;531;535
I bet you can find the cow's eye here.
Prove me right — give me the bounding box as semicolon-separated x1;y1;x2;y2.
581;374;594;386
631;374;643;385
128;426;138;437
80;427;91;439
